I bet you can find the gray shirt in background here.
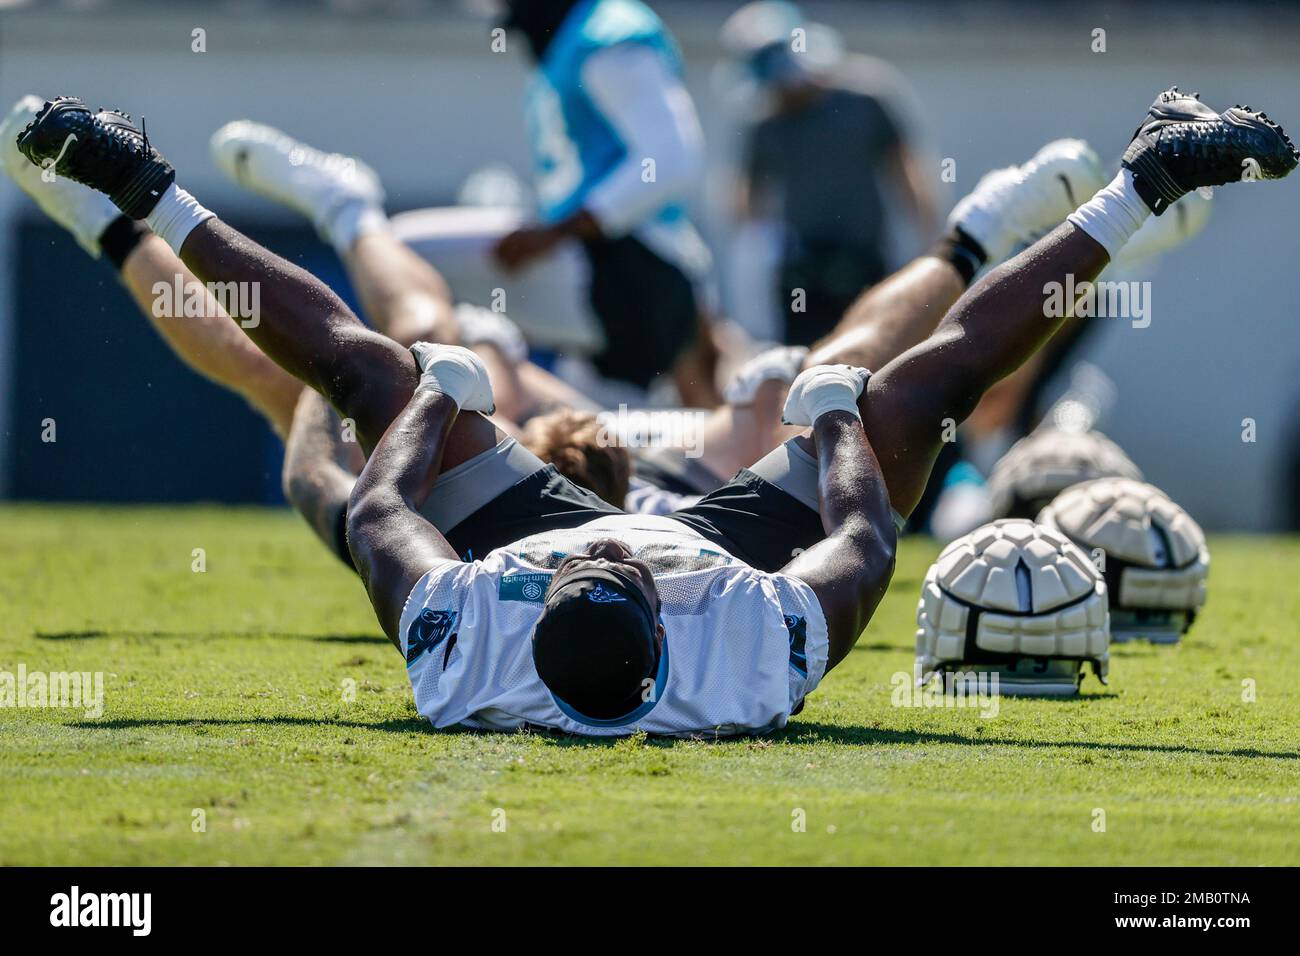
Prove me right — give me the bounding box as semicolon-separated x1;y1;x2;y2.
746;85;902;253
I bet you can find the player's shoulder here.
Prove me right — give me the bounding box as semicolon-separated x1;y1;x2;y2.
701;556;817;613
817;83;886;121
398;553;542;663
582;0;663;40
559;0;665;68
731;563;827;650
401;552;520;621
833;54;908;99
401;559;480;622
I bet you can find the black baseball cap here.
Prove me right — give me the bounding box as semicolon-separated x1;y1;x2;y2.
531;564;660;720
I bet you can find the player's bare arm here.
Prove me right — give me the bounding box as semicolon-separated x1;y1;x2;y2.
778;371;896;668
347;388;460;644
346;343;497;642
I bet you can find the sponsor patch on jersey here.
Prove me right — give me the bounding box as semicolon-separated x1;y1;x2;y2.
407;608;458;666
499;571;552;603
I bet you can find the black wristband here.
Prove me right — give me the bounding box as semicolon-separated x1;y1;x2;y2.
927;228;988;286
100;215;151;271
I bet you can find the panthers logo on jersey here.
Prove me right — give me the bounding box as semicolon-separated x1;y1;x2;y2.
785;614;808;677
406;608;458;666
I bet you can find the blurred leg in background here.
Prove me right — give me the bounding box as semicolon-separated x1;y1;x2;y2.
805;138;1110;533
1;96;304;439
117;232;304;437
211;121;595;427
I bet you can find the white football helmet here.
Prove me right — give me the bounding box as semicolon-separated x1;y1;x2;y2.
916;519;1110;696
987;428;1143;519
1038;478;1208;643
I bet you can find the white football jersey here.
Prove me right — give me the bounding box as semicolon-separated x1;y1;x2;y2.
398;513;828;737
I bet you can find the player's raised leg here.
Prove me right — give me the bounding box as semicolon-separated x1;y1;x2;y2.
209;120;603;426
209;121;608;422
808;139;1106;372
282;389;364;565
15;97;497;461
856;89;1297;517
167;218;421;452
1;95;303;437
116;233;304;436
209;121;459;347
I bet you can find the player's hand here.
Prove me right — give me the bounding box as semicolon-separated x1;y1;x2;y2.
409;342;496;414
492;223;565;272
781;364;870;426
723;345;809;405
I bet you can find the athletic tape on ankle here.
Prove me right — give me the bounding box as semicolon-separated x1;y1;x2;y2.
324;201;389;255
1066;170;1150;259
144;184;215;255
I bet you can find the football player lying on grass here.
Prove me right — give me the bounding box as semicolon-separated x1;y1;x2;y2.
8;107;1207;542
14;89;1296;735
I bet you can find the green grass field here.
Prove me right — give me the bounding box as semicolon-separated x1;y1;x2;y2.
1;504;1296;866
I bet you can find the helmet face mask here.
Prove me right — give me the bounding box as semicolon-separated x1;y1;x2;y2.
1107;608;1195;644
926;658;1092;698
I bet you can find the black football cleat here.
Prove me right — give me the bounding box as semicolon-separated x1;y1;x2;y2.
1122;87;1299;214
15;96;175;219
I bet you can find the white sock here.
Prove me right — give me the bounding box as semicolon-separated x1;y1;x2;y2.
1066;169;1151;259
320;199;389;256
144;184;215;255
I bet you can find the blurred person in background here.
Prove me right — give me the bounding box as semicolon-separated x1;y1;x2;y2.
491;0;715;401
722;1;938;346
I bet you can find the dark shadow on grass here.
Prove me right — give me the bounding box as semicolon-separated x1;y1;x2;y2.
61;712;1296;761
1107;646;1178;658
66;716;685;745
65;715;707;748
777;721;1299;761
66;715;433;734
36;629;385;644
